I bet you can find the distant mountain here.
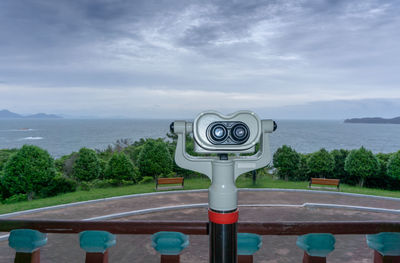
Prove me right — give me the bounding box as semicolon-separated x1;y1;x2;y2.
26;113;62;119
0;109;22;118
344;117;400;124
0;109;62;119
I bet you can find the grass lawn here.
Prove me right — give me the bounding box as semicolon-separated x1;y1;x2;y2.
1;175;400;215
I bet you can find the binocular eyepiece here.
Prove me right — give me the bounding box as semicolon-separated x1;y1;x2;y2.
207;121;250;145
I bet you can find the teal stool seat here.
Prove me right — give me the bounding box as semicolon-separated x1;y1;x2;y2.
79;231;116;253
296;233;335;257
367;232;400;256
8;229;47;253
238;233;262;255
151;231;189;255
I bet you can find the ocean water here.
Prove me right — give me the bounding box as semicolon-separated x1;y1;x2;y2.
1;119;400;158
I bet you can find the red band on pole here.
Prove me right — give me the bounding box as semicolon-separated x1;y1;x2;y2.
208;209;239;224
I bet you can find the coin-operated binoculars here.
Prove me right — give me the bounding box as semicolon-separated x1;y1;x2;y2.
170;110;276;263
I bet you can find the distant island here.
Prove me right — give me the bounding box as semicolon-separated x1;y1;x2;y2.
0;109;62;119
344;116;400;124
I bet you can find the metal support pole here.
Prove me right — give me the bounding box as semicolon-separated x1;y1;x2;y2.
209;211;237;263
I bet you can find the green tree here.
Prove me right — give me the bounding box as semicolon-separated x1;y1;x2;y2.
0;149;18;171
54;152;79;177
1;145;56;199
330;149;350;181
295;154;310;181
105;152;138;183
137;139;173;179
388;151;400;180
367;153;393;189
344;147;380;187
40;173;77;197
307;148;335;178
73;148;101;182
273;145;300;181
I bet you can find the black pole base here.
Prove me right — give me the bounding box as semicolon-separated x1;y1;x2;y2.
209;209;238;263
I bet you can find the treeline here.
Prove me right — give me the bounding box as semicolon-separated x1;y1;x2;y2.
0;133;189;204
273;145;400;190
1;134;400;204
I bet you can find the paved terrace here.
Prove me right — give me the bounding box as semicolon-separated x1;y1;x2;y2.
0;189;400;262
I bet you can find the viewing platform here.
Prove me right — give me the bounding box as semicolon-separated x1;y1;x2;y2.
0;189;399;262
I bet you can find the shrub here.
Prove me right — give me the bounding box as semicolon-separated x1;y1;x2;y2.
137;139;173;179
388;151;400;180
79;181;91;191
40;174;77;197
73;148;101;182
2;194;28;204
273;145;300;181
105;152;138;183
90;179;121;188
139;176;154;184
344;147;380;187
307;148;334;178
1;145;56;199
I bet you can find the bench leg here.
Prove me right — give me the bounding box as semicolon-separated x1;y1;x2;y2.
85;250;109;263
160;255;180;263
303;252;326;263
15;250;40;263
374;251;400;263
238;255;253;263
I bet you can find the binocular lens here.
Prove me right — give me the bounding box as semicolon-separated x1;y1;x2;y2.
210;124;228;142
231;124;249;143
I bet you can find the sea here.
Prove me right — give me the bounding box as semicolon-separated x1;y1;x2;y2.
0;119;400;158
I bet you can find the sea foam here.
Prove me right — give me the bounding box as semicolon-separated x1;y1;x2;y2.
19;137;44;140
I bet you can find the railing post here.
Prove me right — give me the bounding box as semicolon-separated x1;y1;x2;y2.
151;231;189;263
237;233;262;263
8;229;47;263
367;233;400;263
296;233;335;263
79;231;116;263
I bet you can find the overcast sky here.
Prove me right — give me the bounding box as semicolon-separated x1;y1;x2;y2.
0;0;399;119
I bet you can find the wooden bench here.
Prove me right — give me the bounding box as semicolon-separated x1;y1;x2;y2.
309;178;340;191
156;177;184;191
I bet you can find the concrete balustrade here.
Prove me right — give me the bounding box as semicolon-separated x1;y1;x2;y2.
3;222;400;262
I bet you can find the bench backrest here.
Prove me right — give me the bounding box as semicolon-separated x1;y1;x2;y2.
157;177;184;185
311;178;340;186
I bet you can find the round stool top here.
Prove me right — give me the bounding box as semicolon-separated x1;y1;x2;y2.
238;233;262;255
79;231;116;253
9;229;47;253
296;233;335;257
367;232;400;256
151;231;189;255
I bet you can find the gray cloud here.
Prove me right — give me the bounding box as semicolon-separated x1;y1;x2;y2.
0;0;399;118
